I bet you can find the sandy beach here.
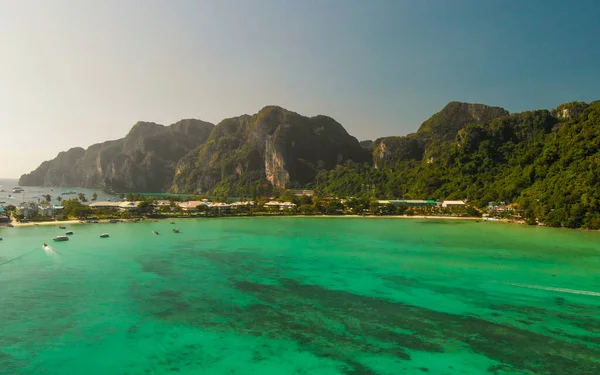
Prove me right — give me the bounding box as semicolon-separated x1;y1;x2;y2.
2;214;489;228
7;218;84;227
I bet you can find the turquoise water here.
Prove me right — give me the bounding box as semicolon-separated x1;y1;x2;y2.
1;218;599;374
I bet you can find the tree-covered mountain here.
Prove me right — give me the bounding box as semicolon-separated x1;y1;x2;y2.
18;100;600;229
372;102;509;168
316;101;600;229
171;106;371;196
19;119;215;192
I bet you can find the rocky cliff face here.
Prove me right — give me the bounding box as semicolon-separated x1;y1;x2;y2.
417;101;509;141
19;119;214;192
373;101;509;168
171;106;371;194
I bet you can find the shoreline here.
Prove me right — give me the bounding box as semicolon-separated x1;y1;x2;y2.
1;214;497;228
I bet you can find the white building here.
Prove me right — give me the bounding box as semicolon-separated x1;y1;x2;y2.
442;200;466;208
88;201;141;210
264;201;297;210
178;201;206;211
17;202;39;218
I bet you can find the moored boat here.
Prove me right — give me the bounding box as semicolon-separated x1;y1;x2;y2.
152;231;159;235
65;231;74;235
172;229;180;233
170;221;175;224
100;233;110;238
59;225;67;229
53;236;69;242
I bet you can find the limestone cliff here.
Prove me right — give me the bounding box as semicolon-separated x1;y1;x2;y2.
19;119;214;192
171;106;371;194
373;101;509;168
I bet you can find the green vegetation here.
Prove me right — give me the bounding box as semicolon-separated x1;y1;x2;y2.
317;101;600;229
172;106;370;194
15;101;600;230
62;199;92;218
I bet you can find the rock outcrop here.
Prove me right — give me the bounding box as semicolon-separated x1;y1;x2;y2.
373;101;509;168
171;106;371;194
19;119;214;192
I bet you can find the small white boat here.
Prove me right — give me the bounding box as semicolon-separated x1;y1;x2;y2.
53;236;69;242
100;233;110;238
170;221;175;224
152;231;159;235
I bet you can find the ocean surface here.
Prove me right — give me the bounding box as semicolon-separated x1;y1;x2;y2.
0;217;599;374
0;178;118;206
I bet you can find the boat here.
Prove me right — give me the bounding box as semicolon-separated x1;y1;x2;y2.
152;219;158;222
43;243;48;247
0;237;3;241
12;187;24;193
170;221;175;224
109;219;119;223
172;229;180;233
65;231;74;235
53;236;69;242
59;225;67;229
61;191;76;195
152;231;159;235
100;233;110;238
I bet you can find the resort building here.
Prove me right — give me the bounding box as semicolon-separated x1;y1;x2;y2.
287;189;315;197
441;200;466;208
38;204;56;217
89;201;141;210
178;201;206;211
17;202;40;218
378;200;437;207
264;201;297;210
0;205;9;224
229;201;255;210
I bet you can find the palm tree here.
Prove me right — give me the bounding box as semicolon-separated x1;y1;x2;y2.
56;196;62;203
91;192;98;201
78;193;88;202
43;194;52;202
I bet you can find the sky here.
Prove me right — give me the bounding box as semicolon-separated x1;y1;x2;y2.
1;0;599;178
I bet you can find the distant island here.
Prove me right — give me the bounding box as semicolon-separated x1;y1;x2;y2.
18;100;600;229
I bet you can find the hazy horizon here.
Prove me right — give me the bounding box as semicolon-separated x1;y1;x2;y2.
2;0;599;178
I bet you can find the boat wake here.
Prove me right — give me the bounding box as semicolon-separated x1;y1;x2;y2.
43;245;57;256
495;281;600;297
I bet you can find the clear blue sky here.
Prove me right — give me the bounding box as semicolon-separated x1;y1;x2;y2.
1;0;599;178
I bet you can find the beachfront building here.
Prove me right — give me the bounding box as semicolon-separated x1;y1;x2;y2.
207;202;231;214
229;201;255;212
378;200;438;207
264;201;297;211
178;201;206;212
38;204;56;217
0;205;9;223
17;202;40;218
442;200;466;208
89;201;142;210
